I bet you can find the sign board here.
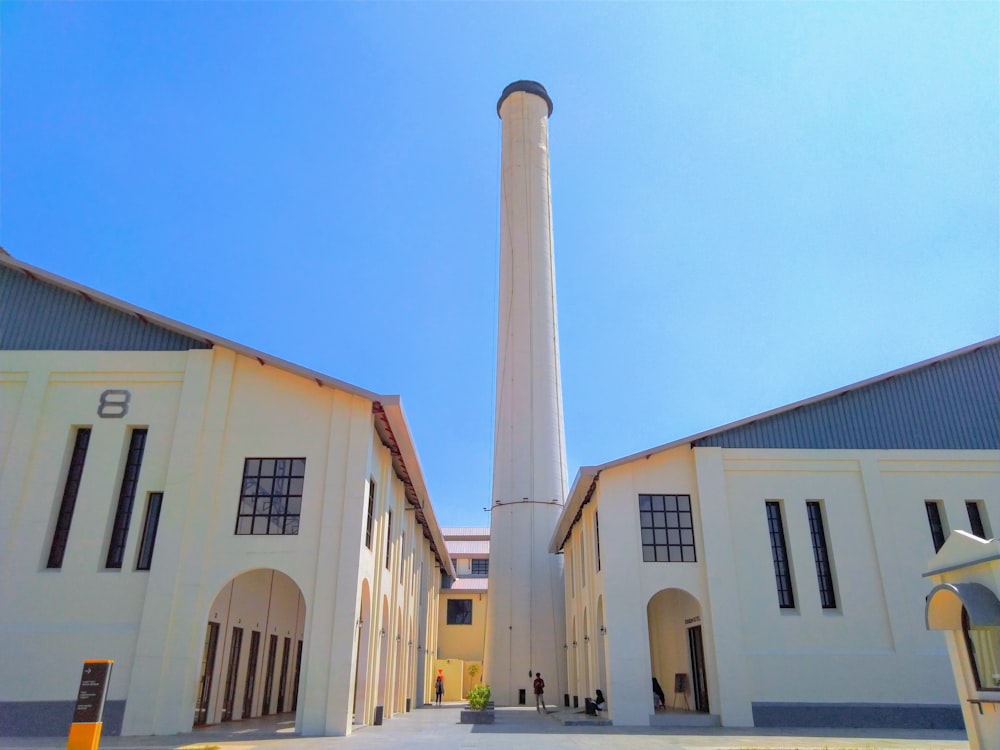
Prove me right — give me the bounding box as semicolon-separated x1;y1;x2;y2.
72;660;113;724
673;672;688;694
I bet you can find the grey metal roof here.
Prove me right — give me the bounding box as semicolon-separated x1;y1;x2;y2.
1;264;211;351
693;340;999;450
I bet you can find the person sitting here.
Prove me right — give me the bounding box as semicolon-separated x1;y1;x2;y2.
584;689;606;715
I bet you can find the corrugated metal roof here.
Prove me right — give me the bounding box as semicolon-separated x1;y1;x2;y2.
694;341;999;450
441;527;490;538
446;578;489;591
445;540;490;555
0;265;211;351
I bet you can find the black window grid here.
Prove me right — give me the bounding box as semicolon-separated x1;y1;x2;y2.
107;429;148;568
595;511;601;572
765;501;795;609
638;494;697;562
471;558;489;576
926;500;946;552
447;598;473;625
967;501;987;539
47;428;92;569
806;501;837;609
136;492;163;570
365;479;376;549
235;458;306;535
385;510;393;569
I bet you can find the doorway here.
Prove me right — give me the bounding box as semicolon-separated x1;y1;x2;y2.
687;625;709;713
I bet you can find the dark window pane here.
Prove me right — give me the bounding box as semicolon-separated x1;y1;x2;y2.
639;493;697;564
651;496;664;511
664;496;677;512
639;496;651;511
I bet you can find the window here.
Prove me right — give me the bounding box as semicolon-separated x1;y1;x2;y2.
365;478;376;549
135;492;163;570
235;458;305;535
447;598;473;625
106;428;148;568
765;501;795;609
385;510;392;569
595;511;601;572
963;609;1000;690
967;501;989;539
806;501;837;609
47;428;92;569
471;558;489;576
639;494;696;562
926;500;947;552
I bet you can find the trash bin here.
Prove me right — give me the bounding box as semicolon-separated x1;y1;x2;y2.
406;697;411;712
564;693;569;707
518;688;526;705
374;705;383;725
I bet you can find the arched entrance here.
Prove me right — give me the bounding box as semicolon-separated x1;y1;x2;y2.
647;588;708;713
353;580;372;724
194;569;306;726
596;597;608;700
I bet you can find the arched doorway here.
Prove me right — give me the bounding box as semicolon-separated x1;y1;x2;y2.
647;588;708;713
596;597;608;700
353;580;372;724
194;569;306;727
376;597;389;715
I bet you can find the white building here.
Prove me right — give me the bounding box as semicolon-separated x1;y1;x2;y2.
0;250;453;736
551;337;999;729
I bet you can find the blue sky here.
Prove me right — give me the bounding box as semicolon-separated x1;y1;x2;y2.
2;2;997;528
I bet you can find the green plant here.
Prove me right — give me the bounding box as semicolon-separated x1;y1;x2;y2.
467;683;491;710
468;663;480;679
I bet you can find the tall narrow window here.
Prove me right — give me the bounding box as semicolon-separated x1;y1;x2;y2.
765;501;795;609
365;478;376;549
47;428;92;569
262;634;278;715
806;501;836;609
926;500;947;552
106;428;148;569
399;531;405;582
195;622;220;725
276;637;291;713
385;510;393;569
221;626;243;721
291;639;303;711
967;501;989;539
243;631;261;719
595;511;602;572
135;492;163;570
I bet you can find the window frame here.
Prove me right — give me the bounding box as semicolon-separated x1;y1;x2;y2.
638;493;697;563
235;458;306;536
47;427;92;569
106;428;148;569
446;598;473;625
806;501;837;610
135;491;163;571
365;478;376;549
926;500;947;552
765;500;796;609
962;608;1000;692
471;558;489;576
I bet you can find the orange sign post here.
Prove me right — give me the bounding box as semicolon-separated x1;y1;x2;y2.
67;660;113;750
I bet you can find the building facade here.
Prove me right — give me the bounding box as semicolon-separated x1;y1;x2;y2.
0;252;453;736
552;338;1000;728
435;527;489;701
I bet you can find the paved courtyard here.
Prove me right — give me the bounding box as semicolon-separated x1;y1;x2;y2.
0;704;969;750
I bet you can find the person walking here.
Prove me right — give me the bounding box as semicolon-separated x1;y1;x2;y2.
533;672;546;713
435;671;444;705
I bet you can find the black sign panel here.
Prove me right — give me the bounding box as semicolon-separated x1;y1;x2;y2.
673;672;688;694
72;661;113;724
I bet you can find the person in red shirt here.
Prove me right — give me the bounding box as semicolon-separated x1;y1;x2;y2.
533;672;546;713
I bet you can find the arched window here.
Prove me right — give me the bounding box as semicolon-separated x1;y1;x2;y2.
962;608;1000;690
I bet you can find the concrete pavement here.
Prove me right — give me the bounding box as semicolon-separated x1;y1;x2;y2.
0;704;969;750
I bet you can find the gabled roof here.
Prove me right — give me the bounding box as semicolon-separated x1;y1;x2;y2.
552;336;1000;552
0;250;454;576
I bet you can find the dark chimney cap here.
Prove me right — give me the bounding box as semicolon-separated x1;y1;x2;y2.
497;80;553;118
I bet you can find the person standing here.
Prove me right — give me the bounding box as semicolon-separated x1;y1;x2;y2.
435;671;444;705
533;672;546;713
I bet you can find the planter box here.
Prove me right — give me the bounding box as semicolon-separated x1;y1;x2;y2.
460;709;495;724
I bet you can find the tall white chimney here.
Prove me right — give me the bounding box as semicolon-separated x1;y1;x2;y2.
485;80;568;706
